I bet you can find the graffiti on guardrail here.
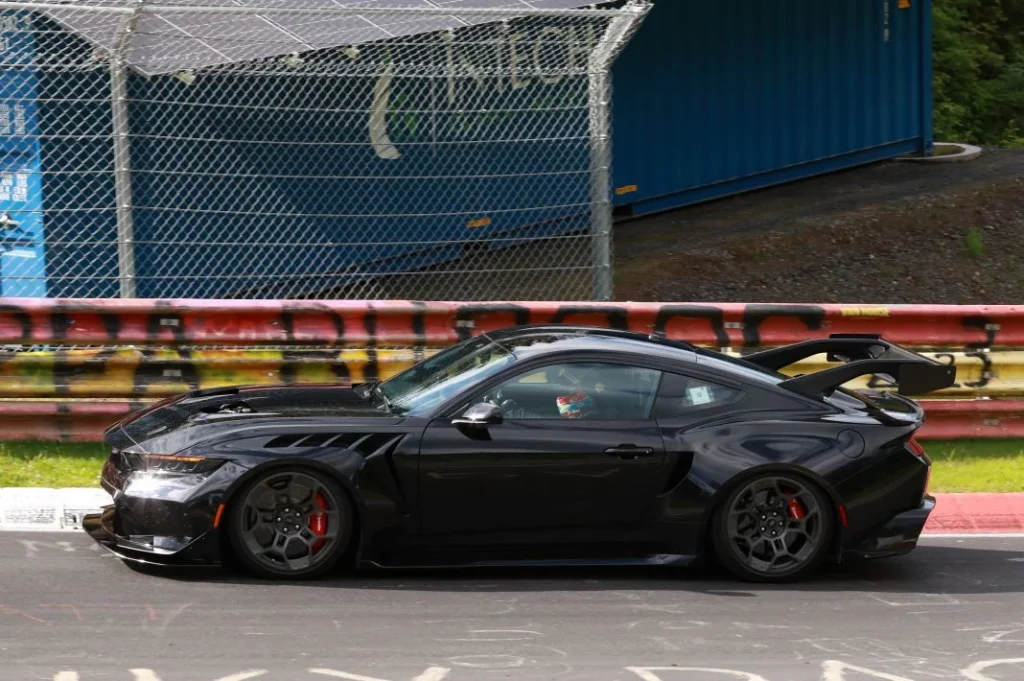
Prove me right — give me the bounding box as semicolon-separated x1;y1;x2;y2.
0;300;1022;348
0;348;1016;399
2;300;1024;441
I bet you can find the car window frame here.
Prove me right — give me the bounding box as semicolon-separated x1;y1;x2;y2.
440;356;668;422
429;347;762;420
652;370;746;420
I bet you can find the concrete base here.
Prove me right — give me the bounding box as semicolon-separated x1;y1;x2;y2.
896;142;983;163
0;487;111;531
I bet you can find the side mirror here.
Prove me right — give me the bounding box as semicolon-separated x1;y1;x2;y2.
452;402;503;427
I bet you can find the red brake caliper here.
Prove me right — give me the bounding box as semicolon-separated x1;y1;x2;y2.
309;493;329;553
786;497;807;520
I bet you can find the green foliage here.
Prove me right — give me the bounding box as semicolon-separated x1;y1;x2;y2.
0;441;107;487
965;227;984;257
933;0;1024;146
927;439;1024;492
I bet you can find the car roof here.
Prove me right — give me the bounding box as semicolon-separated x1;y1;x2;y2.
484;325;694;361
484;325;786;388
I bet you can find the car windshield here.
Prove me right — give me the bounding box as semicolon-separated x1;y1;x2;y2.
377;335;515;416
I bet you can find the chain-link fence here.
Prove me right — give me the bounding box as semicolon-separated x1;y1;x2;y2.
0;0;649;301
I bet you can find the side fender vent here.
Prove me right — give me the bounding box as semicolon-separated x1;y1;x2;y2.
660;453;695;494
266;434;308;448
265;432;404;455
352;433;405;458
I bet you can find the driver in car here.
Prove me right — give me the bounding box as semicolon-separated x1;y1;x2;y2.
555;367;603;419
556;389;595;419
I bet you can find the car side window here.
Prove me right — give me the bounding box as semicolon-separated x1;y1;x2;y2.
478;362;663;420
653;372;741;419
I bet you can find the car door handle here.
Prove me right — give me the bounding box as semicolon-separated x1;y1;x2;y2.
604;446;655;459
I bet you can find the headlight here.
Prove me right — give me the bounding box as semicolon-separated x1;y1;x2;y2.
125;453;226;475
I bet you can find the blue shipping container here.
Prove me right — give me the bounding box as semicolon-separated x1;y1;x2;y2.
611;0;932;216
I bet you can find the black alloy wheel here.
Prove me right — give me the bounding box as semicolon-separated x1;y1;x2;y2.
712;473;834;582
228;468;353;580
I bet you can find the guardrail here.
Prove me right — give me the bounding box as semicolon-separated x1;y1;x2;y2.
0;299;1021;347
0;299;1022;441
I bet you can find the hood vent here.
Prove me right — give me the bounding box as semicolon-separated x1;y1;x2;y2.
266;432;403;457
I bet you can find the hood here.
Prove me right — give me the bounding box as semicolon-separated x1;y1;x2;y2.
108;384;391;451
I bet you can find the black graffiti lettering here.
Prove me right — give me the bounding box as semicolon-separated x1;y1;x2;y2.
652;305;729;348
550;305;630;330
410;301;428;362
741;304;827;348
132;348;201;395
148;300;188;344
364;304;379;381
961;315;997;349
964;350;993;389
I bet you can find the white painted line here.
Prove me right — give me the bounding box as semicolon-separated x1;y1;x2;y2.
822;660;917;681
920;533;1024;539
213;671;268;681
626;668;768;681
961;658;1024;681
129;670;161;681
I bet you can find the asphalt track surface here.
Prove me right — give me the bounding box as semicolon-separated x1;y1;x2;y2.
2;533;1024;681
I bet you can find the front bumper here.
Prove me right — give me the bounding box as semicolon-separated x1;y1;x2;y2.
84;452;252;567
848;494;935;559
83;505;221;566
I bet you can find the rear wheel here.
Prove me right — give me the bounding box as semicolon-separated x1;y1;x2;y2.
228;468;353;580
711;473;834;583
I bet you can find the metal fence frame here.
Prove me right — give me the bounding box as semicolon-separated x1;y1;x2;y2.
0;0;651;300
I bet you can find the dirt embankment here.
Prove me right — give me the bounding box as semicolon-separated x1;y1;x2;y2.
614;148;1024;303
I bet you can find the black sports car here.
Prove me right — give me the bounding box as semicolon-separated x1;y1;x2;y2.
84;325;955;582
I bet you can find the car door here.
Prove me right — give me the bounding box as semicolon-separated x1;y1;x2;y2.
417;361;667;544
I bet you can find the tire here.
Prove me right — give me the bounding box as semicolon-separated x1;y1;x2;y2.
228;467;354;580
710;472;834;583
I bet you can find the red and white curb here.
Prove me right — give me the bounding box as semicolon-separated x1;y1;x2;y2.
2;488;1024;535
0;487;112;532
923;492;1024;534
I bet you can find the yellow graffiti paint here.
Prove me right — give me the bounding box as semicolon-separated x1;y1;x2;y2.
1;346;1020;400
839;307;891;318
615;185;638;195
0;348;426;398
466;217;491;229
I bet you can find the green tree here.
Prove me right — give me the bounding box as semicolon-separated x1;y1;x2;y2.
933;0;1024;146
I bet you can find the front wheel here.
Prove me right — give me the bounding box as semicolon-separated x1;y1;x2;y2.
228;468;353;580
711;473;834;583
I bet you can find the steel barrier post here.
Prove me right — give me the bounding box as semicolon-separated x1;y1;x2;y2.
111;2;142;298
587;0;650;301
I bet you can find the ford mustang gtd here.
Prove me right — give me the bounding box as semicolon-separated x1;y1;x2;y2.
84;325;954;582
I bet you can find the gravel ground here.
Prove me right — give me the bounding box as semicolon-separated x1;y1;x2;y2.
614;147;1024;303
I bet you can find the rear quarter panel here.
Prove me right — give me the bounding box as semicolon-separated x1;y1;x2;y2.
654;390;919;555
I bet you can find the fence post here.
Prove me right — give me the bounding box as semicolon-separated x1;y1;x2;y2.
587;0;650;301
110;2;141;298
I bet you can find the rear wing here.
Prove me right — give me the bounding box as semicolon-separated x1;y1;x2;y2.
743;334;956;398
